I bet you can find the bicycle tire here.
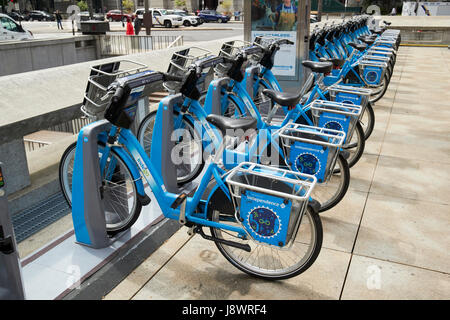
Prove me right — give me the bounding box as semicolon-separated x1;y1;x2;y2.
360;101;375;141
137;110;205;185
59;142;142;235
313;154;350;213
369;73;389;104
343;122;365;168
209;205;323;280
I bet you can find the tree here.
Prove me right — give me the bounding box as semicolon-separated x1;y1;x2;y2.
122;0;134;13
175;0;187;8
77;0;88;11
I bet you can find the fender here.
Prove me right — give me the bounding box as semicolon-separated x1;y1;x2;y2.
111;145;150;205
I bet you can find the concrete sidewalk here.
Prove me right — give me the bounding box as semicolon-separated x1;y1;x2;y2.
104;46;450;300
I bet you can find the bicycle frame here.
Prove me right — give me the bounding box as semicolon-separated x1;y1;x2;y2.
98;121;249;237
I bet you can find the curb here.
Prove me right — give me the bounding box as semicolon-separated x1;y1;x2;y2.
62;218;181;300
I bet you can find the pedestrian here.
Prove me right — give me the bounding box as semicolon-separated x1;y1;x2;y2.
126;18;134;35
134;17;142;35
55;10;63;30
390;7;397;16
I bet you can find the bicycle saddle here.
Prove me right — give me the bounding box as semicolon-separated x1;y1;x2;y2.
373;29;385;35
262;89;302;108
383;21;392;26
319;57;345;68
348;42;367;52
302;61;333;74
206;114;257;136
359;37;375;46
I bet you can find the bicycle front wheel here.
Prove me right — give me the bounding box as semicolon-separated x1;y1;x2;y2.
342;122;365;168
360;102;375;141
137;110;204;185
311;154;350;213
59;142;142;235
209;206;323;280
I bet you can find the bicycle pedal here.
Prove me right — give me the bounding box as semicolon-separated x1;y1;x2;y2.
187;226;195;236
171;192;188;225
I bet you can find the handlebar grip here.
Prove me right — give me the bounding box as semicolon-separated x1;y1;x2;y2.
112;87;125;104
163;73;184;82
222;56;235;64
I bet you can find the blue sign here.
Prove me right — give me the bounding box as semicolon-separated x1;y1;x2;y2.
240;190;292;247
289;141;329;182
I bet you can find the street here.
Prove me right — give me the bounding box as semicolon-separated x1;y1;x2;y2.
19;20;244;43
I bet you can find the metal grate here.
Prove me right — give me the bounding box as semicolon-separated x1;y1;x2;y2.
12;192;71;243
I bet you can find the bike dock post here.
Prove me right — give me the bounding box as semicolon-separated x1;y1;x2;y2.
0;162;25;300
203;77;231;116
71;120;125;249
151;94;196;194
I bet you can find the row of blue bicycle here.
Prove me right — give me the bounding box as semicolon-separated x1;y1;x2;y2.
62;15;400;280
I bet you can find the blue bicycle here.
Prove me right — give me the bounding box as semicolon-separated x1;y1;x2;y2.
72;69;324;280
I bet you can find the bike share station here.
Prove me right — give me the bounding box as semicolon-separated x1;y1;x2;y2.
0;4;398;299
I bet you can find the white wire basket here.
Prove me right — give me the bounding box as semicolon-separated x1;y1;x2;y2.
276;123;346;183
327;84;372;113
225;162;316;248
309;100;362;144
358;60;388;88
164;47;212;92
81;59;147;119
215;40;256;76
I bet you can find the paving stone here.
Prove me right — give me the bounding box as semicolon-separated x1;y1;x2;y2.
354;194;450;274
341;255;450;300
132;235;351;300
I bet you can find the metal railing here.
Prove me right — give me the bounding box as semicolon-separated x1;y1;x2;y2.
99;35;184;56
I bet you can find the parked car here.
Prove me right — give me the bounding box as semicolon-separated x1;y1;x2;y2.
7;11;29;22
198;10;230;23
0;13;33;41
168;10;202;27
78;11;105;21
28;10;55;21
134;8;183;28
106;10;134;22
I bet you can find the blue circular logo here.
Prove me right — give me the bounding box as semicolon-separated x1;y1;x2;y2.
295;153;320;175
248;207;280;238
324;121;343;132
366;71;379;83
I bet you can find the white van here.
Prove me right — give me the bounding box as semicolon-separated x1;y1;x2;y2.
0;14;33;41
134;8;183;28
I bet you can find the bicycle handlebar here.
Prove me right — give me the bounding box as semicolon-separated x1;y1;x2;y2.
162;72;184;83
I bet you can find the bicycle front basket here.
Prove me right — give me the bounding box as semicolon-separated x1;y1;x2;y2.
226;162;316;248
309;100;362;144
328;84;372;113
277;123;346;183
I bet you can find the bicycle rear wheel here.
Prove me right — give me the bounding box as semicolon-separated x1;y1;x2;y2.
209;206;323;280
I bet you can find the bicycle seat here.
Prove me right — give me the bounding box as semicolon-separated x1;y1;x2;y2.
262;89;302;107
348;42;367;52
359;37;375;46
373;29;385;35
319;57;345;68
302;61;333;74
206;114;257;136
383;21;392;26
